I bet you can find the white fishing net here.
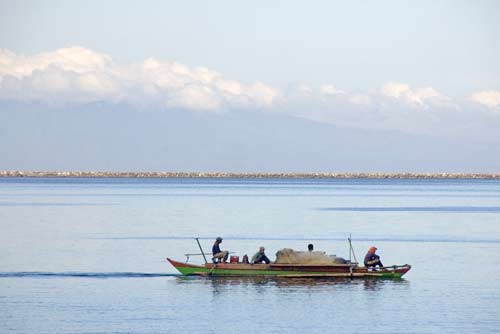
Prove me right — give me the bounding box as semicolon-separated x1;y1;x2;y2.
274;248;347;265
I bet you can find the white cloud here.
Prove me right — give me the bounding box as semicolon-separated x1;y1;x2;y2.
470;90;500;110
0;47;279;111
275;82;493;138
1;47;499;140
348;94;372;106
296;84;314;95
167;84;222;110
381;82;449;108
0;46;112;78
319;84;344;96
381;82;411;98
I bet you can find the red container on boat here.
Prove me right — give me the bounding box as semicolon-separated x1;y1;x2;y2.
230;255;239;263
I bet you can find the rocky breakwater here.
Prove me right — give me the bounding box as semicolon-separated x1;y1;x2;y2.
1;171;500;179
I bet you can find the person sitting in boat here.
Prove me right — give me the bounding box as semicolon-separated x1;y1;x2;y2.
212;237;229;263
364;246;384;269
251;246;271;264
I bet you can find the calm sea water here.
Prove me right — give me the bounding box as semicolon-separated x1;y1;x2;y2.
1;177;500;333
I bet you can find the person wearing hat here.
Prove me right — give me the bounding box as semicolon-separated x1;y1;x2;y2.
251;246;271;264
364;246;383;269
212;237;229;263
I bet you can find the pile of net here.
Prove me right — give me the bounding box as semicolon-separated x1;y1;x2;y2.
275;248;347;265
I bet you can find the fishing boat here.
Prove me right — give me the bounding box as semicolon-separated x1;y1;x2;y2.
167;258;411;278
167;238;411;279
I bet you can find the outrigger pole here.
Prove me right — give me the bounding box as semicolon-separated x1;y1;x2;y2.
195;237;208;264
348;234;359;264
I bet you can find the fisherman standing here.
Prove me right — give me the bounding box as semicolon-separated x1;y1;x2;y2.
212;237;229;263
364;246;384;268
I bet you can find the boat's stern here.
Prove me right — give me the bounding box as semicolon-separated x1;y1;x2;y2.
382;264;411;278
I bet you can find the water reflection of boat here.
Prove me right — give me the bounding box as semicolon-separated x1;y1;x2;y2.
175;275;409;295
167;258;411;279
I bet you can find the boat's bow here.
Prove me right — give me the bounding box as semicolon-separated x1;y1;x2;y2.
167;258;209;276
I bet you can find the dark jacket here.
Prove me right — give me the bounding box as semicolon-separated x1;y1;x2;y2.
364;252;380;266
252;252;271;264
212;243;221;255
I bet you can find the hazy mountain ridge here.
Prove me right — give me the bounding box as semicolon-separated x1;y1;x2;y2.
1;101;499;172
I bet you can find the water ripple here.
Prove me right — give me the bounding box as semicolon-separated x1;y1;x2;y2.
317;206;500;213
0;272;179;278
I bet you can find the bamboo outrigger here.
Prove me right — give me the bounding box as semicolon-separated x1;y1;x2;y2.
167;237;411;279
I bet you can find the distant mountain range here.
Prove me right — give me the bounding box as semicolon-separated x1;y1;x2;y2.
1;101;499;172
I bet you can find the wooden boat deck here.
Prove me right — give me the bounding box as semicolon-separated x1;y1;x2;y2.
203;262;356;271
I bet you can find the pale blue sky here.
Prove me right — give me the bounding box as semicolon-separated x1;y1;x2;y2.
1;0;499;95
1;1;499;172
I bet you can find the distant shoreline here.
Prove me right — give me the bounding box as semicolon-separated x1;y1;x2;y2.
1;171;499;179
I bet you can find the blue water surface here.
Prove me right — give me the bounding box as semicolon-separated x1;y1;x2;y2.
1;177;500;333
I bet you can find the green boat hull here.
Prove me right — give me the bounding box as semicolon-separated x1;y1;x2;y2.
167;258;411;279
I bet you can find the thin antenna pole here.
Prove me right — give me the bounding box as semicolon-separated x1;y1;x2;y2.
348;234;352;263
195;238;208;264
348;234;359;264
